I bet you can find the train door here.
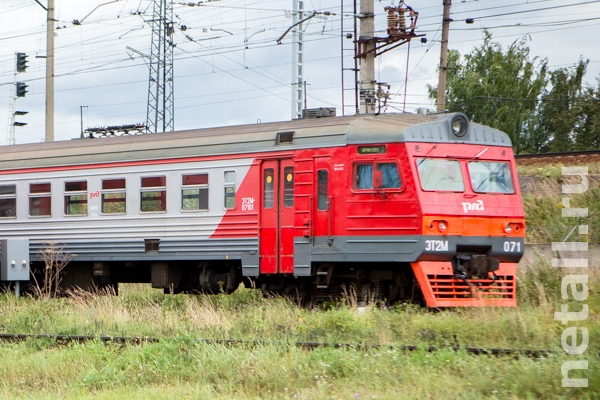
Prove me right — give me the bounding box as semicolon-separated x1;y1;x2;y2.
313;156;332;245
259;159;295;274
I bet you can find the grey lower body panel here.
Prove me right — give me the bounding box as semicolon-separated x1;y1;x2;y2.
25;238;259;267
294;235;524;277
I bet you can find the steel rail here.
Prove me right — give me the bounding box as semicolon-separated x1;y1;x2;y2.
2;333;595;358
515;149;600;159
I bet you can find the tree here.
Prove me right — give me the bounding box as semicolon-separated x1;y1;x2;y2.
573;78;600;150
428;31;548;153
536;59;588;153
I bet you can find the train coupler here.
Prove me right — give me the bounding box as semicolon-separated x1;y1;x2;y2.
452;254;499;280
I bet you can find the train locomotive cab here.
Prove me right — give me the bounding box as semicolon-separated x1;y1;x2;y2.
407;114;524;307
285;113;524;307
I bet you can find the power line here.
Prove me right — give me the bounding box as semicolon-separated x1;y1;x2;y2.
451;0;600;21
2;0;600;144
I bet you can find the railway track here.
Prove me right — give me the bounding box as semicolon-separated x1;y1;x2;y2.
515;149;600;166
0;332;588;359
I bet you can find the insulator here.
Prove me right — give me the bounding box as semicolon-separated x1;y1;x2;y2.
387;13;397;28
398;11;406;32
387;9;398;34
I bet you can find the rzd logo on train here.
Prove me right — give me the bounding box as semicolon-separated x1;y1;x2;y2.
462;200;484;213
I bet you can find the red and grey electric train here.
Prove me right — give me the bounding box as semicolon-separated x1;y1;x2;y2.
0;112;524;307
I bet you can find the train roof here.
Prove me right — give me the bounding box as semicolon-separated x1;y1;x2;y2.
0;112;512;171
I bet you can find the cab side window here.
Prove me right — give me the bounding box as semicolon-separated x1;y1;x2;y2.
354;162;401;190
377;163;401;188
355;164;373;189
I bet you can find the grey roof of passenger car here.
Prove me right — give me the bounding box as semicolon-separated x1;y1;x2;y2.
0;113;512;171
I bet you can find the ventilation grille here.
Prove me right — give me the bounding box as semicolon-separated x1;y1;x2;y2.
427;274;515;300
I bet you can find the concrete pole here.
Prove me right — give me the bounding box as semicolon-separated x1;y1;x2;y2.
436;0;451;113
358;0;375;114
46;0;55;142
291;0;304;119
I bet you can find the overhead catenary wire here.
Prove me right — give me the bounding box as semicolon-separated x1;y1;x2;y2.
1;0;599;144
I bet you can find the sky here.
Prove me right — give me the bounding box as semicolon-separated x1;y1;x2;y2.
1;0;599;145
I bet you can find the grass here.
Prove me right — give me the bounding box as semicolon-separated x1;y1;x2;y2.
0;161;597;399
0;267;598;400
0;335;597;400
2;281;595;350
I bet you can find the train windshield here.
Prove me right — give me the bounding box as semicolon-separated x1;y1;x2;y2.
468;161;515;194
416;158;464;191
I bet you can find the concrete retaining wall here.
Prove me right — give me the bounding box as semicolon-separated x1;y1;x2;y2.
522;243;599;268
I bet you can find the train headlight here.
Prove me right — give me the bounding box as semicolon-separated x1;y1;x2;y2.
438;221;447;232
504;223;512;234
450;114;469;137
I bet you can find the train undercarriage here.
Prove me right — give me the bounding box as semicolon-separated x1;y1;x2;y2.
20;260;425;306
19;255;515;308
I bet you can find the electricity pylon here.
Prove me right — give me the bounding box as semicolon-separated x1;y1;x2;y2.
146;0;174;133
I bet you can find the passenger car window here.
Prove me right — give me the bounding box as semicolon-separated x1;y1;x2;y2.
182;174;208;211
64;181;88;215
102;178;126;214
0;185;16;218
224;171;236;210
140;176;166;212
29;183;51;217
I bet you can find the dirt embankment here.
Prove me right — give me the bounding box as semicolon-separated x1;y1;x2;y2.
518;174;600;198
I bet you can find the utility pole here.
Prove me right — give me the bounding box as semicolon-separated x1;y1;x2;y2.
358;0;375;114
80;106;88;138
436;0;451;113
46;0;55;142
34;0;55;142
355;1;422;114
291;0;304;119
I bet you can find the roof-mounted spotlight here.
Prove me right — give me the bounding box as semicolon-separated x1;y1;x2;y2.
450;114;469;137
